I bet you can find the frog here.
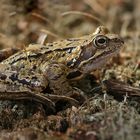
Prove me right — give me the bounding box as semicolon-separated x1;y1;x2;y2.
0;26;124;111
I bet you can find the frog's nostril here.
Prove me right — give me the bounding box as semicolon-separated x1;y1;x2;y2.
114;37;124;44
120;38;124;44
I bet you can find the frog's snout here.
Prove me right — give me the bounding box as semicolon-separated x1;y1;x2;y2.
119;37;124;44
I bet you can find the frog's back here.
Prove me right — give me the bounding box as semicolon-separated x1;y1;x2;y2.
1;33;95;66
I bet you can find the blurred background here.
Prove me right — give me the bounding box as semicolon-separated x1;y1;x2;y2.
0;0;139;45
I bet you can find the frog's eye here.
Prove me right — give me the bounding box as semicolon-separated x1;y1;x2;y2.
94;35;109;49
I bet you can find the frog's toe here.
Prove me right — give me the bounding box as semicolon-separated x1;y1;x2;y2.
29;92;56;113
69;87;86;105
45;94;79;107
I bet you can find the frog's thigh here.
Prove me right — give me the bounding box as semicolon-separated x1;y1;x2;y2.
43;63;84;95
0;82;55;111
0;64;48;92
43;63;73;95
0;68;55;109
42;63;85;104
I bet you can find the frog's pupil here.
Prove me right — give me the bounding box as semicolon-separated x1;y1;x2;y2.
98;38;106;44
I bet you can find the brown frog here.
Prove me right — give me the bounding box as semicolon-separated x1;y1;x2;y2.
0;26;124;111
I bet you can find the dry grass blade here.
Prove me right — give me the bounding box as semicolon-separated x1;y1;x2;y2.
37;33;48;45
83;0;109;15
104;79;140;97
40;29;62;39
61;11;103;24
9;11;16;17
31;12;53;25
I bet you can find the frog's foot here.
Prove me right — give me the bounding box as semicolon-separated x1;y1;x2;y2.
67;87;86;105
0;47;20;62
29;92;56;112
43;94;79;107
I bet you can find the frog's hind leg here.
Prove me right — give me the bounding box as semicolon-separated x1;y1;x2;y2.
0;47;20;62
0;82;55;112
0;64;55;111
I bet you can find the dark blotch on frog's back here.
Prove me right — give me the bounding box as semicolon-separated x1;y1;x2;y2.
67;38;80;41
48;43;54;47
0;73;7;80
9;73;31;86
67;71;82;79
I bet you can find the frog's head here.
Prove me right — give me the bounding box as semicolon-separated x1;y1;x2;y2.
72;26;124;73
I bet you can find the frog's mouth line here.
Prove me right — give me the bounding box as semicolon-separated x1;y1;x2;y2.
93;47;120;60
83;47;120;63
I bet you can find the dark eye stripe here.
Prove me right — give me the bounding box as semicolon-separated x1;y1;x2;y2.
0;73;7;80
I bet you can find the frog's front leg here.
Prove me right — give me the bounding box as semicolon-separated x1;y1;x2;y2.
41;62;85;105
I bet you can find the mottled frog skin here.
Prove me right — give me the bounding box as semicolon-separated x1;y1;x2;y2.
0;26;124;110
